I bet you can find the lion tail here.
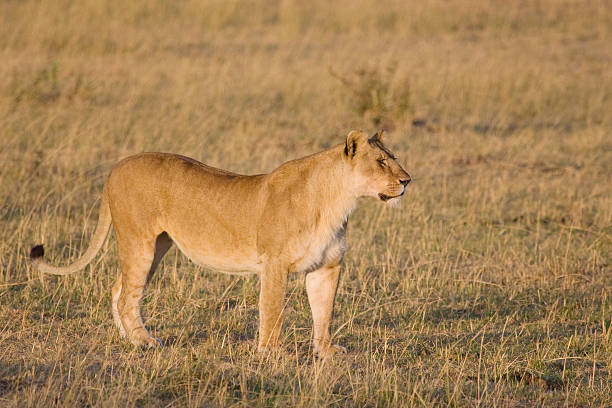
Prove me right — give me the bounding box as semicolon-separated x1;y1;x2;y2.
30;188;112;275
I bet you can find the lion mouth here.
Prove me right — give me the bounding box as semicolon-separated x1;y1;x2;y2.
378;191;404;202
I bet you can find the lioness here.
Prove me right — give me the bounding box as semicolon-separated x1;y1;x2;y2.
30;130;410;356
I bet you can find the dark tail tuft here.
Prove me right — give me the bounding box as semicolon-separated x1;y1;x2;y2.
30;245;44;259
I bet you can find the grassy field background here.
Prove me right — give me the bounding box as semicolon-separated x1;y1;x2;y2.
1;0;611;406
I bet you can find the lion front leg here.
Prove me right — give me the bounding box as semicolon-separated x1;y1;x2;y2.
258;262;288;352
306;264;346;357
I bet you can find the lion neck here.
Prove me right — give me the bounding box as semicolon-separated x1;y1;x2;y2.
305;145;360;234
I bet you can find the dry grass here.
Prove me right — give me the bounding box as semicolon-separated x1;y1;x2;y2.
1;0;611;406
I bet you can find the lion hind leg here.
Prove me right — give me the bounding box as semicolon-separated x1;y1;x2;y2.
147;232;173;283
112;275;126;337
116;236;161;348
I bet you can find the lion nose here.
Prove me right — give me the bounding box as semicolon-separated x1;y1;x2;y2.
399;176;411;186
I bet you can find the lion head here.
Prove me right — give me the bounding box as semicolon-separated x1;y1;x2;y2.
344;130;411;205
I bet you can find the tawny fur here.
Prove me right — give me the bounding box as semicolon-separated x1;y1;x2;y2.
30;130;410;356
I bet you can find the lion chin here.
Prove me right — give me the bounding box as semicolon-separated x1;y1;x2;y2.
378;191;405;207
385;195;403;207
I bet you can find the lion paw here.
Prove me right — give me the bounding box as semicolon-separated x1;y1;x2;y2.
257;343;283;355
130;331;163;348
315;343;347;358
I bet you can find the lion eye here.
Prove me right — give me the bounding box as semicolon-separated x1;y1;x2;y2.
377;158;387;168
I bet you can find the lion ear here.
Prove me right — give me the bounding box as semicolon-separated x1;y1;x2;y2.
369;130;384;143
345;130;366;158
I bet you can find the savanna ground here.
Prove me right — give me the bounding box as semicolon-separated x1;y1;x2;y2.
1;0;611;406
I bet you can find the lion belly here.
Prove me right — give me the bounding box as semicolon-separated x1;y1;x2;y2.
169;234;264;275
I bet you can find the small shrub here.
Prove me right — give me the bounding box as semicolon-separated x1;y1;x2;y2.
13;61;85;105
331;61;412;129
